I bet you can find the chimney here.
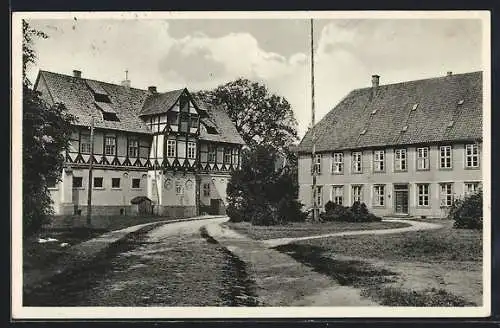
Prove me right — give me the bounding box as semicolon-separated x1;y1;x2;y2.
148;86;157;94
121;70;131;88
447;71;453;77
73;70;82;78
371;74;380;98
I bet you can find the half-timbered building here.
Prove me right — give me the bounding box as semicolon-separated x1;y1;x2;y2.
34;69;245;217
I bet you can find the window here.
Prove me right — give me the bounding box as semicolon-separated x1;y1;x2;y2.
104;136;116;156
93;177;103;188
352;152;362;173
331;186;343;205
190;115;199;129
111;178;120;189
208;144;217;163
374;150;385;172
439;183;453;207
187;142;196;159
394;149;407;171
203;183;210;197
232;148;239;166
128;138;139;158
175;180;183;195
373;185;385;206
416;147;429;170
314;186;323;207
206;126;218;135
465;144;479;168
102;112;120;122
352;185;362;203
179;113;189;132
312;154;322;175
439;146;452;169
167;139;176;157
465;182;480;196
224;147;232;163
417;184;430;206
131;178;141;189
80;132;91;154
167;111;179;126
331;153;343;174
73;177;83;188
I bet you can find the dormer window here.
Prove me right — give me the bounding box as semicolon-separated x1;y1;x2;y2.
94;93;111;103
95;101;119;121
86;80;111;103
206;126;218;135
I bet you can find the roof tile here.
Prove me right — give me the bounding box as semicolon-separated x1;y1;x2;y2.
298;71;483;153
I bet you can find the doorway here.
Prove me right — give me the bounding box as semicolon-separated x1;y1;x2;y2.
393;184;409;214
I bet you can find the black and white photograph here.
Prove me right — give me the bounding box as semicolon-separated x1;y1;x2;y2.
11;11;491;319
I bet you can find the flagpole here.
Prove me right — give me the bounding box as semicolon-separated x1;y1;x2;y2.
310;18;318;222
86;116;95;226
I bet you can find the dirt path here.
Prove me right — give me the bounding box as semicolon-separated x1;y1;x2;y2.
262;219;443;248
204;222;378;306
24;217;258;306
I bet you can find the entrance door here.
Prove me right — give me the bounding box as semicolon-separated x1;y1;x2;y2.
394;184;409;214
210;199;221;215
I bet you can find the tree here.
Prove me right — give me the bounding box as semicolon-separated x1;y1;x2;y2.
22;20;75;235
193;78;299;153
226;145;306;225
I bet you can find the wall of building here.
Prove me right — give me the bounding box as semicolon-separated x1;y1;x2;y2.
298;142;482;218
199;173;231;206
50;167;149;216
68;128;151;163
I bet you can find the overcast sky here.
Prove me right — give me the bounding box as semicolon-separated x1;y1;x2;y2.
26;17;483;139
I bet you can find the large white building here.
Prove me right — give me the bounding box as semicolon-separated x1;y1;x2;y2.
297;71;483;218
34;69;245;217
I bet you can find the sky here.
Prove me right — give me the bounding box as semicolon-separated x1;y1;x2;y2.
26;16;484;139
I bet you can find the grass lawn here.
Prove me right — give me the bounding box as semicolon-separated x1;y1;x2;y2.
224;220;411;240
23;227;106;273
43;214;179;231
24;215;178;286
275;219;483;306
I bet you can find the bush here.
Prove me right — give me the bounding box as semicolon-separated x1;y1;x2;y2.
226;145;306;226
449;190;483;230
320;201;381;222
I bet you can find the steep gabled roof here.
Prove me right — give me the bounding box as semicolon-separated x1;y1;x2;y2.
37;71;151;134
298;71;483;153
35;70;246;145
140;88;185;116
197;101;245;145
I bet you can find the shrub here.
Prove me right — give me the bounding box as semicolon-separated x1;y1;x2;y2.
320;201;353;222
320;201;381;222
449;190;483;230
226;145;306;226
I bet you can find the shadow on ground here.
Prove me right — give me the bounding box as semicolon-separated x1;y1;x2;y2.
275;243;476;307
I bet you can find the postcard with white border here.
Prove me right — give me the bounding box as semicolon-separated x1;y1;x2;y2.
11;10;491;319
